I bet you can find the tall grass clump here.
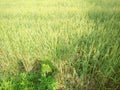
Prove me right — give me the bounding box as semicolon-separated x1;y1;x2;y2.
0;0;120;90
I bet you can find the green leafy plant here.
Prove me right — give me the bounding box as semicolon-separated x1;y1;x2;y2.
0;60;58;90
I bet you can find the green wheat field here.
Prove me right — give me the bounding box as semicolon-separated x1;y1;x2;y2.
0;0;120;90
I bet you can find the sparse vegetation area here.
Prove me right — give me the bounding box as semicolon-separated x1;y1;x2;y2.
0;0;120;90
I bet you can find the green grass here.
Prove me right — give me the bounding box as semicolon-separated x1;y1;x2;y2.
0;0;120;90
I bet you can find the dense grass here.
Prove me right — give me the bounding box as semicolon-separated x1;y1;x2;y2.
0;0;120;90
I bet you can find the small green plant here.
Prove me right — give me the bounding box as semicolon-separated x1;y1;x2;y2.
0;61;58;90
0;79;13;90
